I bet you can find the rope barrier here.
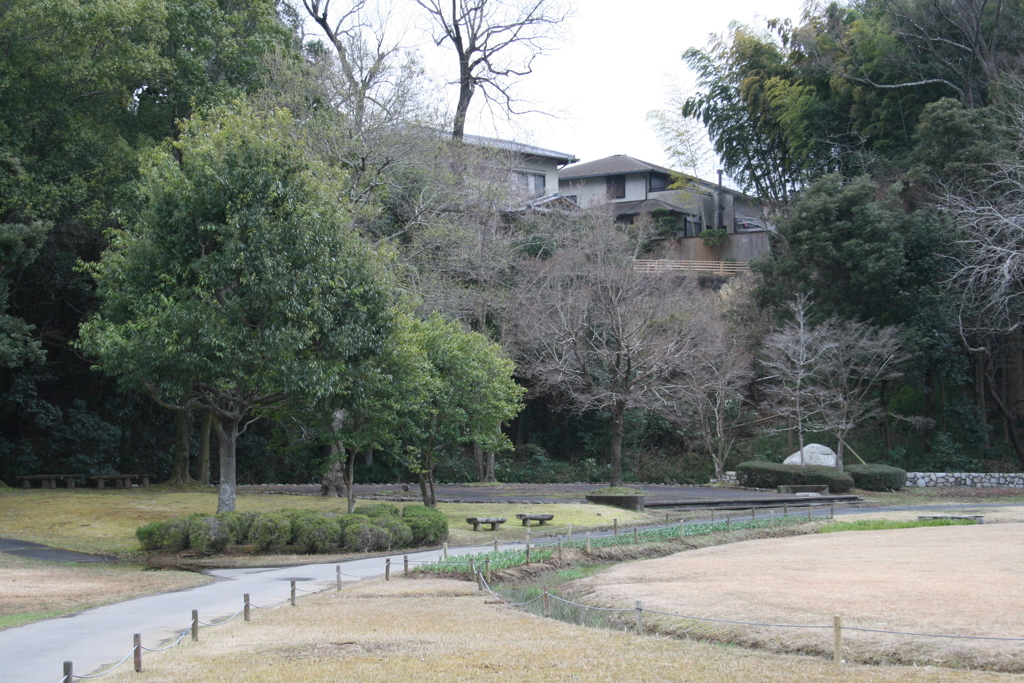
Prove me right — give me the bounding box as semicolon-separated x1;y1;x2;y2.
67;647;137;679
140;630;189;652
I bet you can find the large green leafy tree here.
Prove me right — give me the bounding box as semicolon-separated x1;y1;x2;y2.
80;106;393;512
0;0;298;480
396;313;524;507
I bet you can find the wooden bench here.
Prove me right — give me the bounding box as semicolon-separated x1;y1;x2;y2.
778;484;829;494
89;474;154;489
16;474;83;489
516;513;554;527
466;517;506;532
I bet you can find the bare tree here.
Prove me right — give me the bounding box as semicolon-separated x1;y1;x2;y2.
412;0;570;139
759;295;834;466
812;320;910;469
673;327;753;480
510;215;713;486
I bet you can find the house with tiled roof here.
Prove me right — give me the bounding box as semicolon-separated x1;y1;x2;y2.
558;155;770;264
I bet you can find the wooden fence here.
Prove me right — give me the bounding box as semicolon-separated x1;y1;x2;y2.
632;259;751;276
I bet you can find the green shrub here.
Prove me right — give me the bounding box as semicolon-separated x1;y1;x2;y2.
188;516;230;554
735;462;854;493
216;511;258;544
294;514;342;553
401;505;448;545
162;518;192;550
371;517;413;548
845;464;907;491
249;513;291;551
353;503;400;518
278;509;320;544
136;521;167;550
344;523;392;552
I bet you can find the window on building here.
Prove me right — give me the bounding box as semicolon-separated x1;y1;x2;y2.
606;174;626;199
514;172;547;196
649;173;671;191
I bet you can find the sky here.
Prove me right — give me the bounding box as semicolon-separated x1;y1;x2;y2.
303;0;808;184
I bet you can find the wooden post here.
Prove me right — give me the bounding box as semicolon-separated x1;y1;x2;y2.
784;503;788;515
191;610;199;642
443;542;448;559
711;509;715;523
635;600;643;633
475;566;483;591
614;519;618;535
403;555;409;576
751;507;756;520
585;532;591;553
526;536;531;565
493;539;499;552
63;661;73;682
633;527;638;544
567;523;572;541
290;580;296;606
770;509;775;526
385;558;391;581
470;558;476;577
833;615;843;663
558;537;562;560
244;594;250;622
808;505;813;521
543;587;551;617
485;558;491;584
726;516;731;532
830;504;835;519
134;633;142;672
336;565;341;591
680;520;685;540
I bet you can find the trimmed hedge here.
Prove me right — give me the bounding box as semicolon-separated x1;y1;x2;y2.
135;506;435;554
845;464;907;491
353;503;400;518
736;461;854;493
401;505;448;545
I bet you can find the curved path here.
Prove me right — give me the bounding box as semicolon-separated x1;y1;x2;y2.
3;503;1020;683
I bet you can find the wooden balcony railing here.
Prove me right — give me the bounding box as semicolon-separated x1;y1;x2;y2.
633;259;751;276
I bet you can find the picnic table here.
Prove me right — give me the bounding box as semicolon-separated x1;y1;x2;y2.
89;474;154;489
16;474;83;489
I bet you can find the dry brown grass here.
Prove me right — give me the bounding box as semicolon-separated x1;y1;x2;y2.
0;488;655;558
96;576;1024;683
0;553;210;629
578;522;1024;672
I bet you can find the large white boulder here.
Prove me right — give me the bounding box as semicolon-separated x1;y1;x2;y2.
782;443;838;467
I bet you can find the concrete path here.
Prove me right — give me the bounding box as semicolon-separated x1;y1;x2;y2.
0;540;505;683
0;538;117;563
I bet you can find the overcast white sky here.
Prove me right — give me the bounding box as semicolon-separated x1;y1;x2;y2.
305;0;808;183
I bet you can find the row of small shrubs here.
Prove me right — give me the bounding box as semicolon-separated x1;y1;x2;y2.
844;464;907;491
136;504;448;555
735;462;854;493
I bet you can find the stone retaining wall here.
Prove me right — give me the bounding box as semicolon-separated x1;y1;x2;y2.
716;471;1024;488
903;472;1024;487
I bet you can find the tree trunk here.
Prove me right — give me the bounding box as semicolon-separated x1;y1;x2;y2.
428;471;437;508
485;449;496;482
880;379;892;453
609;400;626;487
988;365;1024;468
197;411;213;484
453;66;473;140
345;448;356;514
975;352;989;448
363;447;373;467
419;473;430;507
165;408;193;484
922;369;935;454
321;459;344;498
473;442;485;482
215;415;240;513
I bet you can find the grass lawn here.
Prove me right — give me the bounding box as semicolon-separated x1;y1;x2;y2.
97;576;1022;683
857;486;1024;505
0;552;210;630
0;487;658;558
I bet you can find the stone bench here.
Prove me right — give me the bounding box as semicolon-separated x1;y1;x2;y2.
16;474;83;489
917;514;984;524
515;513;554;527
89;474;154;489
466;517;506;532
778;484;829;494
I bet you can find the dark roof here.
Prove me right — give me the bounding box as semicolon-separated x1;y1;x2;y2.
609;198;687;216
463;135;578;165
559;155;676;179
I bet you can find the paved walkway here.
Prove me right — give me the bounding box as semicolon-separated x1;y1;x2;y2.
0;538;116;563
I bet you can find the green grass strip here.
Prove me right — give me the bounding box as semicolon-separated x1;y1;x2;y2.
415;547;555;573
818;518;977;533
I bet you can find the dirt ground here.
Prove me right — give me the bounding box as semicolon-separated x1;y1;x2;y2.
577;519;1024;671
99;577;1024;683
0;553;211;629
